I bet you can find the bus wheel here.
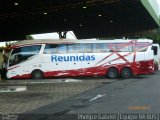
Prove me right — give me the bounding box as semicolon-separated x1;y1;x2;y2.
31;70;44;79
107;68;119;79
121;67;132;78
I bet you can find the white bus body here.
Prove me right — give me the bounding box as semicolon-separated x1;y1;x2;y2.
6;39;154;79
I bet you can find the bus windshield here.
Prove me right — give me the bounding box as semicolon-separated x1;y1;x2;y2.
9;45;41;66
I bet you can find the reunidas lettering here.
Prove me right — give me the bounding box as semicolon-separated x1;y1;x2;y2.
51;54;95;62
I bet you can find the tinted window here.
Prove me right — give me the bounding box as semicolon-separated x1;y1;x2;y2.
67;43;92;53
133;45;148;52
116;43;133;52
93;43;114;52
58;44;67;53
133;42;149;52
80;43;92;53
44;44;58;54
44;44;67;54
68;44;83;53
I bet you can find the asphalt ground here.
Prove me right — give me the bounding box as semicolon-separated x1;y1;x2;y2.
0;73;159;120
0;77;114;114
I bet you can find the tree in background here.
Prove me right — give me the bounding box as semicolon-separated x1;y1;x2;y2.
143;33;160;44
101;29;160;44
127;29;160;44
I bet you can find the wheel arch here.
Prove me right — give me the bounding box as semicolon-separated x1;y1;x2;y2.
120;67;133;78
106;67;119;78
31;69;44;73
120;66;133;73
107;66;119;73
31;69;44;79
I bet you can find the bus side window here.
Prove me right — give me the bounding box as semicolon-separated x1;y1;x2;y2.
116;43;133;52
67;44;74;53
134;45;148;52
44;44;58;54
58;44;67;53
107;43;116;52
93;43;110;53
68;44;83;53
80;43;92;53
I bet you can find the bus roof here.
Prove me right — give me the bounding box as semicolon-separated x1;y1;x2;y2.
12;39;153;48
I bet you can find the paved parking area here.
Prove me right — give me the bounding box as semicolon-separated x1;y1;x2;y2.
0;78;113;113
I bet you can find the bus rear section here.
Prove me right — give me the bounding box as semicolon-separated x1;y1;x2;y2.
6;39;154;79
92;40;154;78
130;41;154;75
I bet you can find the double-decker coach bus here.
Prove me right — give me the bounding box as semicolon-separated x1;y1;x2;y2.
6;39;154;79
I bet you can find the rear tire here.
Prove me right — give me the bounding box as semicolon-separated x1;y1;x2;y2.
121;67;132;78
107;68;119;79
31;70;44;79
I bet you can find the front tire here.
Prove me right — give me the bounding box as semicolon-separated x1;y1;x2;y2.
107;68;119;79
31;70;44;79
120;67;132;78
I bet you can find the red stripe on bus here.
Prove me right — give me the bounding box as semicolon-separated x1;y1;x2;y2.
10;60;154;79
7;66;20;70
